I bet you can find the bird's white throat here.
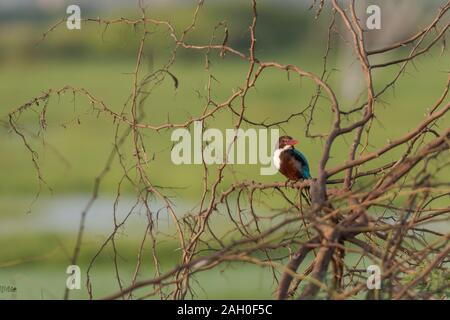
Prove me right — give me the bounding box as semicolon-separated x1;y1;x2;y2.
273;145;292;169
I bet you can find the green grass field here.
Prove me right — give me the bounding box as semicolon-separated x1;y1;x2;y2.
1;52;448;195
0;43;448;299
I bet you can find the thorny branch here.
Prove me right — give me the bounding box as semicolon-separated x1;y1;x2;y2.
6;0;450;300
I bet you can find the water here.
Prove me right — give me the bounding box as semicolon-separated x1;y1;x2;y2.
0;194;195;236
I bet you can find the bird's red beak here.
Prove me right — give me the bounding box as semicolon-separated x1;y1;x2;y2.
287;139;299;146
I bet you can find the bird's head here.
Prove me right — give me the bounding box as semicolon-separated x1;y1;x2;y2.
277;135;299;150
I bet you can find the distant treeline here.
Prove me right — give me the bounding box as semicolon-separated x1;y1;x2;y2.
0;3;325;62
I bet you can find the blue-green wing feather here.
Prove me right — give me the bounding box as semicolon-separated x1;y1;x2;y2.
290;149;312;179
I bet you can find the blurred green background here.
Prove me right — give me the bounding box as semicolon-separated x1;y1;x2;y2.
0;0;448;299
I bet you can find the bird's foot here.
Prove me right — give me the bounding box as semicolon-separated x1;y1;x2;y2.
285;180;296;188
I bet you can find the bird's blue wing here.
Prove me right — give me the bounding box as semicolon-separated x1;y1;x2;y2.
290;149;312;179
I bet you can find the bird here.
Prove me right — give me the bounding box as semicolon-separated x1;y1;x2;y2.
274;136;344;290
273;135;312;181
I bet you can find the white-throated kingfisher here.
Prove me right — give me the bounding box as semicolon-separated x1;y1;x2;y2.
273;135;312;181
